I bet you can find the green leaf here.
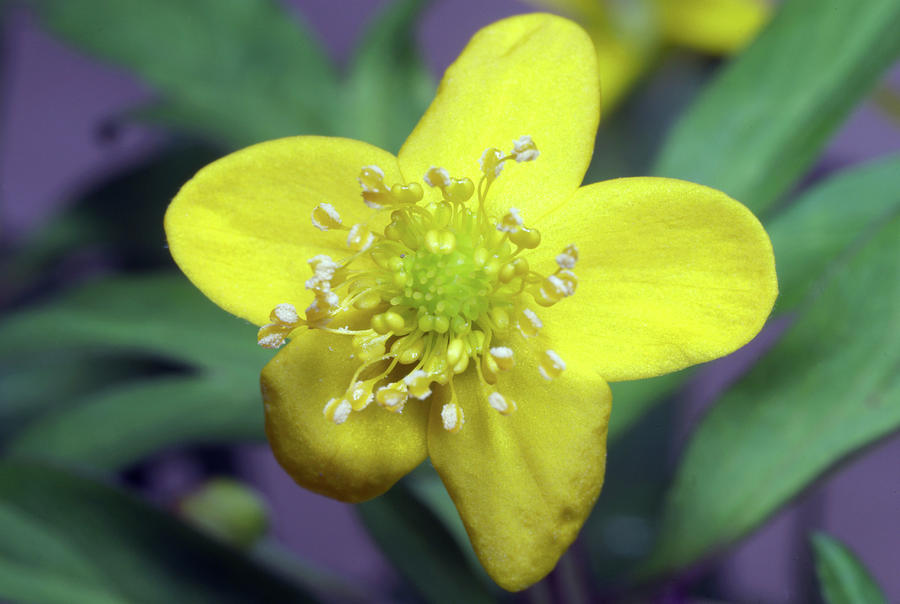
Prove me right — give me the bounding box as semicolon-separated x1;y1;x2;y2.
6;375;263;469
0;273;269;468
641;211;900;577
357;483;496;604
0;460;321;604
0;272;267;371
339;0;434;152
811;532;888;604
28;0;339;146
768;153;900;310
653;0;900;214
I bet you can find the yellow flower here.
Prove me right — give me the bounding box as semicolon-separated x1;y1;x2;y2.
527;0;772;111
164;13;777;591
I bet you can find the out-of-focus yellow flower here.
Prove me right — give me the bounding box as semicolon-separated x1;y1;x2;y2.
529;0;771;111
164;13;777;591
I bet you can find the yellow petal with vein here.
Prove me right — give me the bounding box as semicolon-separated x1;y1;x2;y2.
165;136;400;326
538;177;777;381
428;350;611;591
261;331;428;503
399;13;599;219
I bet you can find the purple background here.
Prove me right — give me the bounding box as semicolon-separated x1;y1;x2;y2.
2;1;899;601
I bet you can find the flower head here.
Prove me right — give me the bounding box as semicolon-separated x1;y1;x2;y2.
164;13;777;591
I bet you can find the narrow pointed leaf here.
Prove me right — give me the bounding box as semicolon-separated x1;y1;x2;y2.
653;0;900;213
27;0;338;146
811;533;888;604
357;484;495;604
339;0;434;152
6;375;264;469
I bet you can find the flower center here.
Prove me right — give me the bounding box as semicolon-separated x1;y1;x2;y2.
257;136;578;433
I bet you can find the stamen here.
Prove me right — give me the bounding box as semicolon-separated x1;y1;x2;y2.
479;148;504;180
511;135;539;162
556;244;578;269
489;346;515;371
311;203;342;231
538;349;566;380
488;391;517;415
518;307;543;337
323;398;352;424
497;208;523;233
347;224;375;252
376;382;408;413
441;402;464;433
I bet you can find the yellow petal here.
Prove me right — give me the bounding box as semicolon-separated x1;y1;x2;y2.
538;177;777;381
165;136;401;326
428;350;612;591
261;330;428;503
660;0;771;54
399;13;599;218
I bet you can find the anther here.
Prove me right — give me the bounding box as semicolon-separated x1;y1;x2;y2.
509;226;541;249
538;349;566;380
441;402;464;433
488;392;517;415
347;224;375;251
497;208;523;233
556;244;579;269
479;147;504;180
518;307;543;337
323;398;353;424
359;165;391;209
511;135;539;162
311;203;342;231
489;346;515;371
271;303;300;325
403;369;432;400
376;382;408;413
390;182;424;203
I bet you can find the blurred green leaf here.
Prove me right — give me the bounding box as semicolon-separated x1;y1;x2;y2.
6;375;263;469
28;0;338;146
0;272;266;370
358;482;496;604
641;211;900;577
767;153;900;310
0;273;269;468
654;0;900;214
339;0;434;152
0;460;321;604
811;532;888;604
5;145;218;278
609;154;900;441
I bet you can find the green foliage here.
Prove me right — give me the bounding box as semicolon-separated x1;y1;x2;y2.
28;0;339;146
358;482;496;604
654;0;900;214
812;533;888;604
642;207;900;577
339;0;435;153
0;273;268;469
0;460;320;604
